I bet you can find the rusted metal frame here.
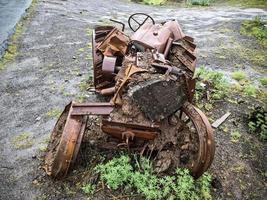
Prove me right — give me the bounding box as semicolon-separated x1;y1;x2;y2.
173;39;196;54
184;35;194;43
164;38;174;58
44;102;115;178
102;119;160;130
71;115;88;169
151;62;182;75
70;102;114;116
97;27;129;56
171;43;196;72
92;27;117;90
101;119;160;140
182;75;196;102
102;126;158;140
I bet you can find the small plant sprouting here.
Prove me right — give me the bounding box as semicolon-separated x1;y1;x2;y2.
231;131;241;143
82;183;96;195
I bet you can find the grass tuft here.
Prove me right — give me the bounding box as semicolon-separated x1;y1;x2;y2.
260;77;267;88
0;0;38;70
243;84;258;97
231;71;247;81
142;0;167;5
187;0;213;6
240;16;267;48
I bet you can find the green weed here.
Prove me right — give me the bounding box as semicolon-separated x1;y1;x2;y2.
95;155;133;190
79;80;89;91
248;106;267;141
84;154;213;200
82;183;96;195
194;66;229;108
196;173;212;200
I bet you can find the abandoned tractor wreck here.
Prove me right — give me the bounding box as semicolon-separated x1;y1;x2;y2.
44;13;215;179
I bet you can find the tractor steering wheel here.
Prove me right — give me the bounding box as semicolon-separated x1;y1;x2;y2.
128;13;155;32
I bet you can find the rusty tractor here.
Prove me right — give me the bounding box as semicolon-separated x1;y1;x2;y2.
44;13;215;179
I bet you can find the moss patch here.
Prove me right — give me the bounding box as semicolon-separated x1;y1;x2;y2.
11;132;33;150
46;108;62;118
216;42;267;69
0;0;38;70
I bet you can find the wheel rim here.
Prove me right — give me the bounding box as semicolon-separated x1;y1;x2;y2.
179;102;215;178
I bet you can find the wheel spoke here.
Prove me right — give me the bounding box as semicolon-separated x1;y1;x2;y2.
140;16;149;26
132;17;141;25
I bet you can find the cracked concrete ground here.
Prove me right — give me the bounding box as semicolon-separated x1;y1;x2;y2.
0;0;266;199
